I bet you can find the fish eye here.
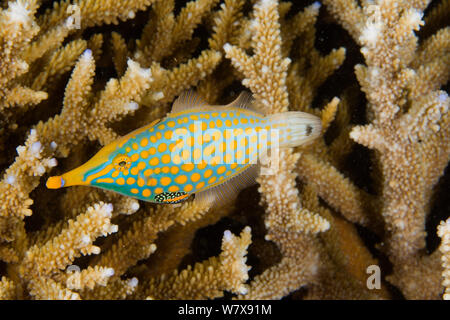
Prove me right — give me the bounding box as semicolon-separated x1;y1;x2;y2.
113;155;131;171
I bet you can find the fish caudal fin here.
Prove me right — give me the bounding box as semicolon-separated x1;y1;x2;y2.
265;111;322;148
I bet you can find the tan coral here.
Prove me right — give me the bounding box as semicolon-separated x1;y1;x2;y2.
0;0;449;301
324;0;449;299
0;0;47;113
437;218;450;300
140;227;252;299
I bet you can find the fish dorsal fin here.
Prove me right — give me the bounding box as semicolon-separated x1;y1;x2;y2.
194;165;259;208
226;91;253;109
171;90;208;113
224;91;263;114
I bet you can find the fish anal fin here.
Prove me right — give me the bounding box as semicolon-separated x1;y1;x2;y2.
171;90;208;113
194;165;258;208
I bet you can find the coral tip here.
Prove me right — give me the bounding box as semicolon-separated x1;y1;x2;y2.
46;176;64;189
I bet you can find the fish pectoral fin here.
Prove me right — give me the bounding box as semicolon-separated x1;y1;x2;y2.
194;165;258;208
171;90;208;113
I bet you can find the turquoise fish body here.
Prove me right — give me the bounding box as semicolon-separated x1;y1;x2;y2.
47;92;322;204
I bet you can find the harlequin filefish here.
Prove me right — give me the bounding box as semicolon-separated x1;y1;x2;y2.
46;92;321;205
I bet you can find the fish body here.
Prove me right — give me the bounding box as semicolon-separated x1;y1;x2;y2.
47;92;321;205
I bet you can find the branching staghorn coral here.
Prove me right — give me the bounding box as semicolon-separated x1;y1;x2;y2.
0;0;247;300
225;0;391;300
0;0;448;300
224;1;329;298
138;227;252;299
437;218;450;299
0;0;47;114
323;0;449;299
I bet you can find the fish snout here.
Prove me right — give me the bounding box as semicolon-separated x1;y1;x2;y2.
46;176;65;189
